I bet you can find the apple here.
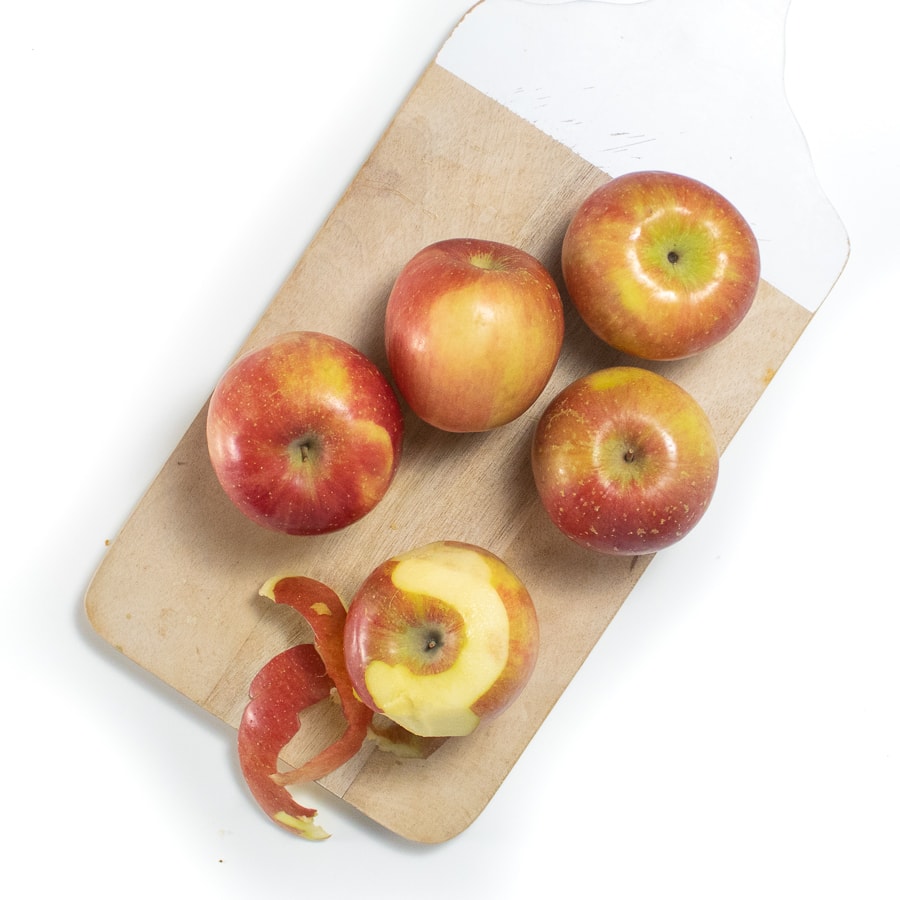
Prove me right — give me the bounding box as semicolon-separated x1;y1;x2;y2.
561;170;761;360
384;238;564;432
531;366;719;555
343;541;540;737
206;330;403;535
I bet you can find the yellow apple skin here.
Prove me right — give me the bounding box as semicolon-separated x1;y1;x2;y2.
343;541;539;737
532;367;719;555
385;238;564;432
562;170;760;360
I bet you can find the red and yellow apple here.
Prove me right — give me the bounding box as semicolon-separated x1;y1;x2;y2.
531;366;719;555
206;330;403;535
561;170;761;360
384;238;564;432
343;541;539;737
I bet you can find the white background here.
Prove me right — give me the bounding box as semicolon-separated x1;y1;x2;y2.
3;1;897;898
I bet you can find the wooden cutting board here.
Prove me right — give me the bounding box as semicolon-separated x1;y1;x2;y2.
84;0;848;843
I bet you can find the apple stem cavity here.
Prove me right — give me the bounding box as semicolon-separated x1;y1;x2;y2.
424;631;442;652
469;252;505;272
667;250;680;265
289;434;318;467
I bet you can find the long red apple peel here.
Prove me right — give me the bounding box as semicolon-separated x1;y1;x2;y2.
238;643;334;839
260;576;374;785
237;576;374;839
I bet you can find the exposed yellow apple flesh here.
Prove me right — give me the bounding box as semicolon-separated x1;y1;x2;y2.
272;811;330;841
363;548;510;737
343;541;540;739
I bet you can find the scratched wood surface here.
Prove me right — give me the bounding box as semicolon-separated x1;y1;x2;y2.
85;51;817;842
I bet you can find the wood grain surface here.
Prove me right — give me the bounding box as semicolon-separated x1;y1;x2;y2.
85;62;812;843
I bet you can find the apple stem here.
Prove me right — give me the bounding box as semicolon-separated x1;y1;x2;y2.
667;250;679;264
288;435;317;468
623;449;635;463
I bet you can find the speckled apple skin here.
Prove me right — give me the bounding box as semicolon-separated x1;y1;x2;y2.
532;366;719;555
206;331;404;535
562;171;761;360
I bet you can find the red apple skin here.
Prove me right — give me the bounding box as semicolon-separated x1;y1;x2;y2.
531;366;719;555
206;331;403;535
343;541;540;738
385;238;564;432
561;170;761;360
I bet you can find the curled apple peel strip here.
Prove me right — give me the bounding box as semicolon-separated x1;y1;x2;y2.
238;643;333;839
237;576;374;840
261;576;375;785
